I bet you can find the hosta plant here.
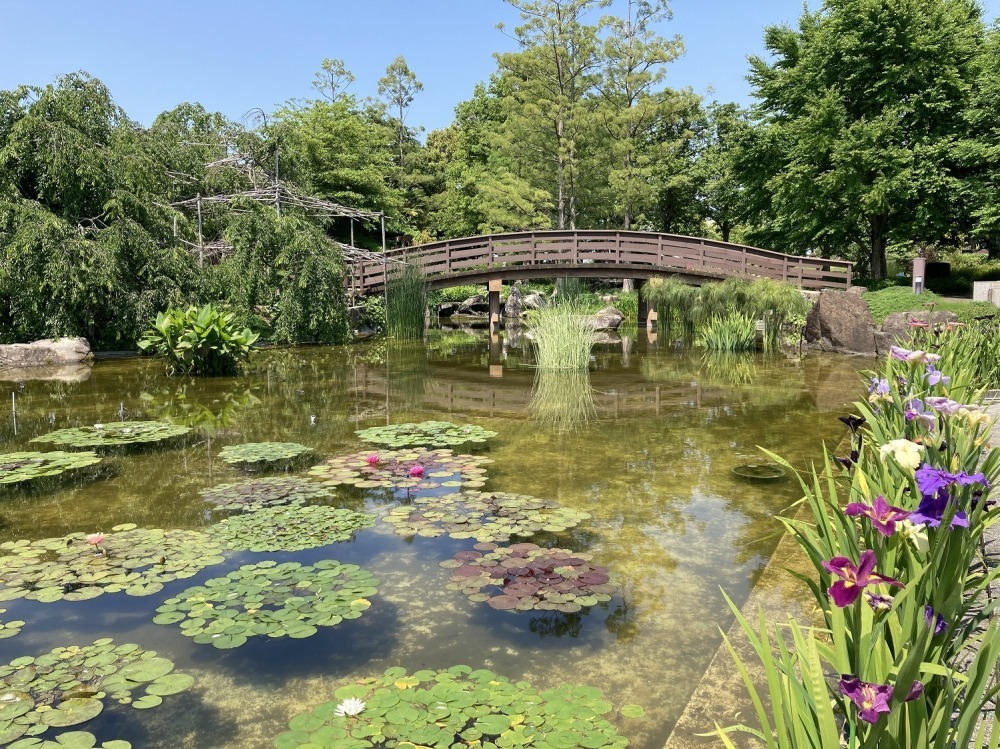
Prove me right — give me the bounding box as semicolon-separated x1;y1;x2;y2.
138;304;258;376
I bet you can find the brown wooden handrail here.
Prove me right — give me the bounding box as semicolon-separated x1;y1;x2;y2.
348;230;853;295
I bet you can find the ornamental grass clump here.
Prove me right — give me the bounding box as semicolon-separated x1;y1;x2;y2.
715;323;1000;748
385;262;427;339
527;300;597;371
699;310;757;351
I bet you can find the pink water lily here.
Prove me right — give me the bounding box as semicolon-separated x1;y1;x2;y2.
823;550;903;607
366;454;380;466
86;533;105;546
408;465;425;478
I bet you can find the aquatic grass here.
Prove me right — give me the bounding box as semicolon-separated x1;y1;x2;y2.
527;301;597;371
699;310;757;351
385;262;427;339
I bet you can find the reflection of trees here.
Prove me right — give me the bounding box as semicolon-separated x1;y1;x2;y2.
528;609;585;639
140;385;261;436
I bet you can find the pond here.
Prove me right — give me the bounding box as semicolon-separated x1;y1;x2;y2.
0;329;864;748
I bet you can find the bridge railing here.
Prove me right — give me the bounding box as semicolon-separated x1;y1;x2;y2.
348;230;853;294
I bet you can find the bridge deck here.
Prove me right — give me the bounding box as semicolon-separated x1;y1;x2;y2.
349;230;852;293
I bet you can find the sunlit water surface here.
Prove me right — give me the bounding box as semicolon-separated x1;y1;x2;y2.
0;328;865;748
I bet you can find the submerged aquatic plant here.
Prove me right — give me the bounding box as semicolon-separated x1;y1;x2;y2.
153;560;378;649
382;490;591;543
31;421;191;449
442;542;619;613
355;421;496;450
0;639;193;744
217;442;314;470
0;524;225;603
308;448;491;493
200;477;334;512
275;665;639;749
205;504;376;552
0;451;102;485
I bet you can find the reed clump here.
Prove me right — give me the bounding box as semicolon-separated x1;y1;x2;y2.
385;263;427;339
528;300;597;371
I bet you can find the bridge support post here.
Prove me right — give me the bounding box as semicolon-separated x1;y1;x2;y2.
488;279;502;333
636;280;650;330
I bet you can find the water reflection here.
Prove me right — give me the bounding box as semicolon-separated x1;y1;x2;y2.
529;370;597;432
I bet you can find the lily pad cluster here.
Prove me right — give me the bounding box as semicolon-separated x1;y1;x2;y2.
441;543;618;613
153;560;378;649
0;607;24;638
218;442;313;469
274;665;635;749
307;449;491;493
200;477;334;512
355;421;497;450
382;491;591;542
0;452;102;486
0;638;193;745
31;421;190;449
0;524;225;603
205;504;376;552
7;731;132;748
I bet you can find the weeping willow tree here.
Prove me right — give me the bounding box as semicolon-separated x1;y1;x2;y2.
385;263;427;339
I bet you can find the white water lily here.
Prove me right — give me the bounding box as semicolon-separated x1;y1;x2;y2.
334;697;366;717
93;423;104;430
879;439;924;471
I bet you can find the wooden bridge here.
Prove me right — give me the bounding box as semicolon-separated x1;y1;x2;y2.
348;230;853;295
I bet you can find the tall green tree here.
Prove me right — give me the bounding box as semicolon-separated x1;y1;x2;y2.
960;25;1000;255
377;55;423;178
692;102;751;243
313;58;355;102
742;0;984;277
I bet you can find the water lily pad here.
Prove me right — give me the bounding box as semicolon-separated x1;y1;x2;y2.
200;477;334;512
6;731;132;748
31;421;190;449
383;490;591;543
444;543;619;613
154;560;378;649
355;421;497;450
205;505;375;552
0;527;225;603
308;449;492;494
275;666;631;748
0;608;24;638
217;442;313;470
0;452;102;486
0;640;191;742
731;462;786;481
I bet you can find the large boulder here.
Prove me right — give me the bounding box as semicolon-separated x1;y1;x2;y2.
589;307;625;331
504;285;524;319
803;291;877;355
0;338;93;370
437;302;458;318
458;295;489;315
522;292;547;311
880;310;958;343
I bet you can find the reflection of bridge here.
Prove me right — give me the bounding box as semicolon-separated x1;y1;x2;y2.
349;230;853;296
350;362;725;419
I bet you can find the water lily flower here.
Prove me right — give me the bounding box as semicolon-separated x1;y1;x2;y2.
844;495;911;536
924;606;947;635
838;415;867;434
925;365;950;386
333;697;366;717
839;677;924;724
889;346;941;365
408;465;425;478
865;592;894;612
366;454;380;466
93;424;104;430
86;533;105;546
879;439;925;471
823;550;903;607
904;399;936;430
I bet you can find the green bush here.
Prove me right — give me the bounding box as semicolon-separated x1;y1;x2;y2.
616;290;638;323
138;304;258;376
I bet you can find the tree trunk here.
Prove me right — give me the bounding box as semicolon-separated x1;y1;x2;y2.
622;278;634;292
869;214;889;279
721;222;731;243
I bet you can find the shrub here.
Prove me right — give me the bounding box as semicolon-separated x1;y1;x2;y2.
138;304;258;376
863;286;998;324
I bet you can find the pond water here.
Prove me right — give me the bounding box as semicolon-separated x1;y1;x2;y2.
0;329;864;748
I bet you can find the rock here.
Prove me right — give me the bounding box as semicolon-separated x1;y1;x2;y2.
504;285;524;319
880;310;958;344
437;302;458;318
522;293;547;311
802;291;877;355
589;307;625;331
0;337;93;370
592;330;623;345
458;295;489;315
347;305;365;329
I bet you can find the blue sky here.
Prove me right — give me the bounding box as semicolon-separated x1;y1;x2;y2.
2;0;998;133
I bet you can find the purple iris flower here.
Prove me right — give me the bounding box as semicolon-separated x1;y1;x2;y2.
910;489;970;529
925;397;965;415
915;464;990;496
925;365;950;386
910;465;988;530
845;495;911;536
924;606;947;635
839;677;924;724
823;550;904;607
865;592;893;611
836;449;860;470
904;399;936;430
838;415;867;434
